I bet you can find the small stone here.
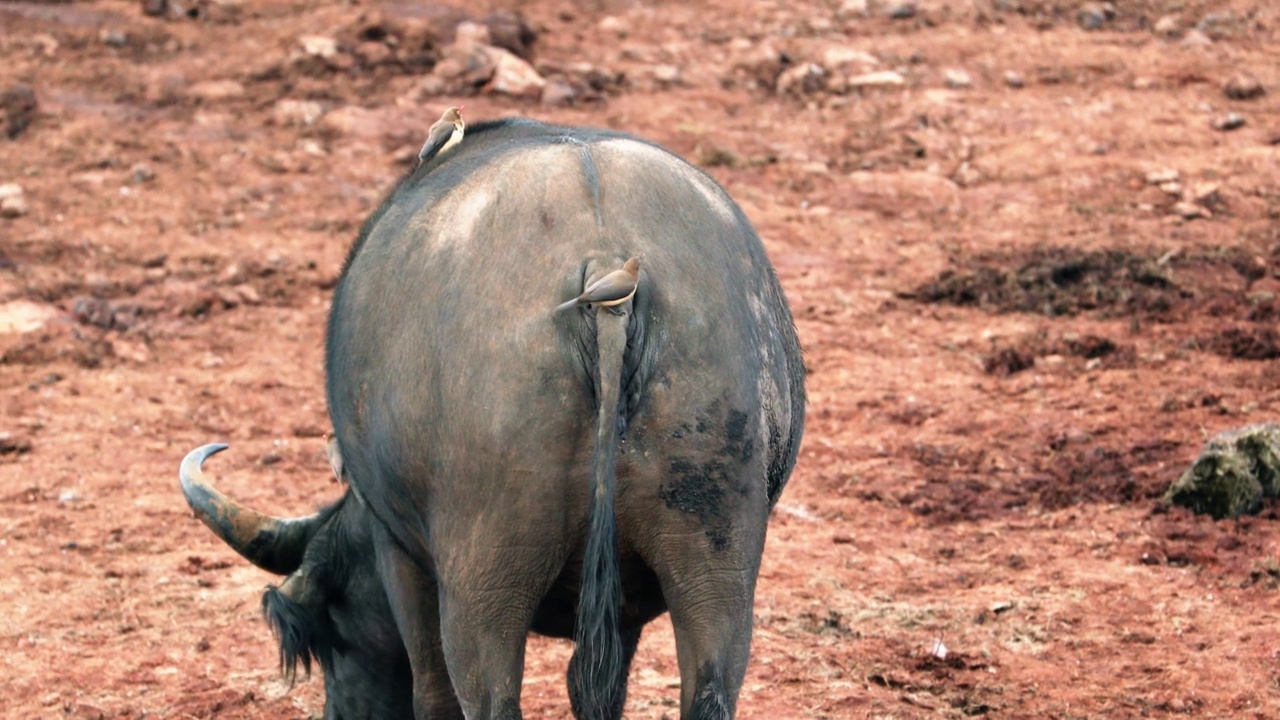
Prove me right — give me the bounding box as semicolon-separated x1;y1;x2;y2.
141;0;167;16
1172;201;1210;220
272;99;326;126
1;84;38;139
259;452;283;466
454;21;492;48
1158;181;1181;196
652;64;682;86
884;1;917;19
848;70;905;88
1182;29;1212;47
1145;168;1179;185
1211;113;1245;131
482;10;537;61
234;284;261;305
942;68;972;88
822;46;879;71
1154;14;1181;37
1189;182;1220;203
1076;2;1114;30
837;0;869;17
0;431;33;456
99;29;128;48
298;35;338;59
484;47;545;98
1004;71;1025;88
0;299;58;334
775;63;827;96
131;163;155;183
187;80;245;102
0;183;27;218
540;78;578;107
598;15;629;37
1223;73;1265;101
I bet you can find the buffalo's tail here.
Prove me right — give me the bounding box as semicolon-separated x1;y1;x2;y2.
568;302;630;720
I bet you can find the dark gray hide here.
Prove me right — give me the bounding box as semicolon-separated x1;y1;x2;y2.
180;118;805;720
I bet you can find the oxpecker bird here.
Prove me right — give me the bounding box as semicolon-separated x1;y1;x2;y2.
554;257;641;314
417;105;465;166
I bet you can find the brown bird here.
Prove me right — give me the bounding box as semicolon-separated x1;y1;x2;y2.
554;257;641;314
417;105;465;166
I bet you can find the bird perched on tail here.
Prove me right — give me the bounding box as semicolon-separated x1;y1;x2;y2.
417;105;465;166
554;257;641;314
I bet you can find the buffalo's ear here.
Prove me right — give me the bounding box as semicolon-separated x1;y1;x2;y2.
261;570;331;684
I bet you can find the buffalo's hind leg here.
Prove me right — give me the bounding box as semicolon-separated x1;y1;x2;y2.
650;524;766;719
567;624;641;720
374;524;464;720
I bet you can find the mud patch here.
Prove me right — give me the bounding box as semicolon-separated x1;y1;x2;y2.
1202;326;1280;361
981;331;1135;377
904;247;1192;320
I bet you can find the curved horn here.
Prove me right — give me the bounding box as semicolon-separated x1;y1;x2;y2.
179;443;323;575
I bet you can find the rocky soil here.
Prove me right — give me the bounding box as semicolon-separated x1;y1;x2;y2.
1;0;1278;717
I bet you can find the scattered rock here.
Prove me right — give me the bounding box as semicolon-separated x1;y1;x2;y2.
1181;29;1212;47
1164;423;1280;519
1223;73;1264;101
0;183;28;218
484;47;546;98
822;47;879;72
425;41;498;95
141;0;168;16
454;21;491;47
884;1;917;19
598;15;629;37
1;84;38;139
776;63;827;96
1004;71;1025;88
292;424;326;438
647;64;679;87
259;451;283;466
1196;11;1240;39
482;10;537;61
187;80;246;102
1211;113;1245;131
540;78;577;106
272;99;326;126
837;0;869;17
1172;201;1210;220
0;431;32;456
1153;14;1181;37
943;68;973;89
847;70;905;88
1076;2;1115;30
1188;181;1220;204
1157;181;1181;196
1266;130;1280;146
0;300;58;334
298;35;339;59
131;163;155;184
1145;168;1179;185
99;29;128;48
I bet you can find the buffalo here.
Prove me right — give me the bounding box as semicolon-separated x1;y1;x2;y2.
179;117;806;720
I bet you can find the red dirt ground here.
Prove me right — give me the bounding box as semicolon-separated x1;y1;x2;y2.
2;0;1279;717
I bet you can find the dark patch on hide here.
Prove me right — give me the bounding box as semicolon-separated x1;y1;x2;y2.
659;405;757;551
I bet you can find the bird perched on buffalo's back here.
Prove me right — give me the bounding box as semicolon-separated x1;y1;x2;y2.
554;257;641;315
417;105;465;166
